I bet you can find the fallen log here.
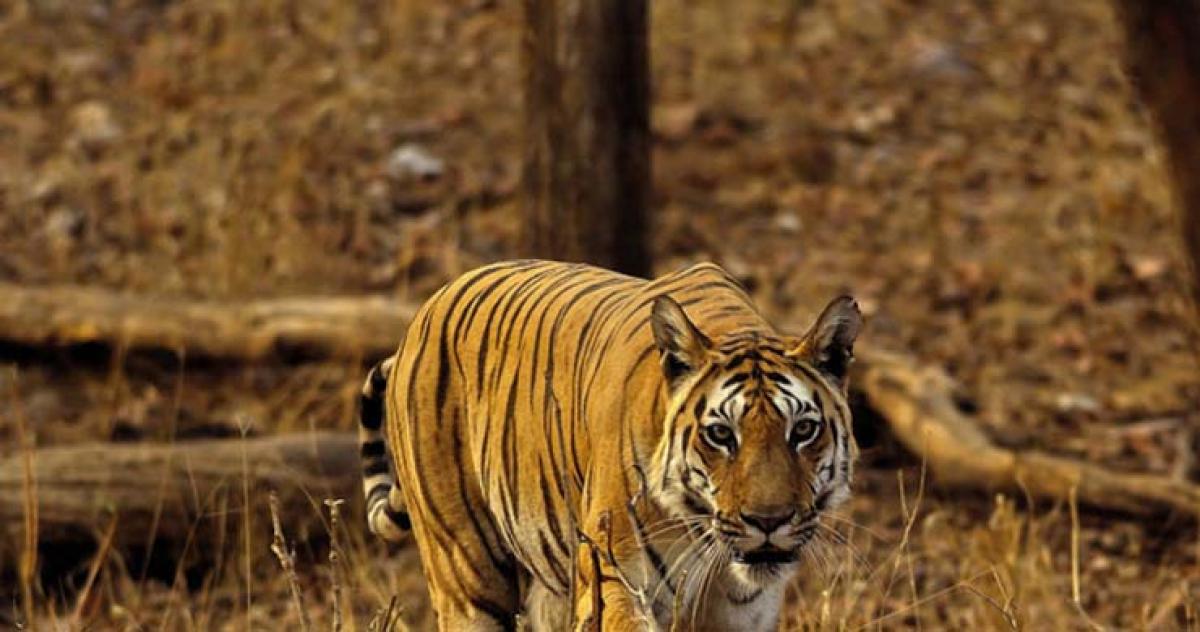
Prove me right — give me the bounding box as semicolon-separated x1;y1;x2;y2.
0;283;413;361
854;349;1200;519
0;287;1196;570
0;432;361;571
1;353;1196;571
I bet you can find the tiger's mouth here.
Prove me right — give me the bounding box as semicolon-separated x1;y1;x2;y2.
728;521;819;568
732;546;797;566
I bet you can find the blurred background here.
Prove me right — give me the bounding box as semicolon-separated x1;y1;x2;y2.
0;0;1197;629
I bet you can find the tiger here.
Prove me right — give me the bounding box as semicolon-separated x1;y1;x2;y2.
357;260;862;631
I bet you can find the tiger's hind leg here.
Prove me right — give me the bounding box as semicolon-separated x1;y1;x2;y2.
393;360;522;629
403;439;523;632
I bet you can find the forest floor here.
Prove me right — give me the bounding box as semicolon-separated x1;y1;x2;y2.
1;0;1197;629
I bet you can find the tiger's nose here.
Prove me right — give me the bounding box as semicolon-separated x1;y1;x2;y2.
741;509;795;535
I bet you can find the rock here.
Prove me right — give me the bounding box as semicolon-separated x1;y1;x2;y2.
43;206;84;250
1128;255;1168;282
653;102;701;142
1055;392;1101;415
69;101;121;150
386;143;444;180
908;40;976;82
773;211;802;233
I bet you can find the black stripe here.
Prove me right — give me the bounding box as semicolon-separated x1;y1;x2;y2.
369;363;387;393
683;492;711;516
450;407;517;582
363;460;389;476
385;506;412;530
538;533;570;593
660;423;694;490
538;461;573;564
762;370;788;383
500;362;522;522
359;393;383;430
724;372;751;386
467;596;516;631
360;439;386;458
814;489;834;512
645;540;675;594
434;327;452;412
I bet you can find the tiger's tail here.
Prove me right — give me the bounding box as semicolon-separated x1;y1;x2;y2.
359;357;411;542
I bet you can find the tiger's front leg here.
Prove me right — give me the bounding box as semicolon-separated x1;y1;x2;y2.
571;542;659;632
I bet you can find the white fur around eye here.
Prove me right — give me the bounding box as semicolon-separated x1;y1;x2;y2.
788;417;822;450
770;373;819;433
702;385;745;454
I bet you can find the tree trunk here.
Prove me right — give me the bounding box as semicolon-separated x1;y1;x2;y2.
1115;0;1200;306
519;0;651;277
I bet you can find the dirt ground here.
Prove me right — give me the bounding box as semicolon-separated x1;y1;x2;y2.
1;0;1198;629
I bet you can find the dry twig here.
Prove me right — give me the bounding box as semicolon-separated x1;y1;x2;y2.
270;490;312;632
326;498;346;632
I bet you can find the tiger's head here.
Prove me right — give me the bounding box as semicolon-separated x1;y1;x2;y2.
647;295;863;587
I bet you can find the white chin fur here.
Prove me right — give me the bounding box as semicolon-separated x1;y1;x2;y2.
731;558;799;587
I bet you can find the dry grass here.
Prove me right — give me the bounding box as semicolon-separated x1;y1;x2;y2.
785;481;1196;631
1;0;1198;629
9;433;1194;630
13;368;38;629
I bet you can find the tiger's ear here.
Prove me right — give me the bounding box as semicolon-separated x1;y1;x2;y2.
789;296;863;387
651;296;711;387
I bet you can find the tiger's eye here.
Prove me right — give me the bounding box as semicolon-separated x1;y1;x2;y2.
703;424;736;449
789;419;821;449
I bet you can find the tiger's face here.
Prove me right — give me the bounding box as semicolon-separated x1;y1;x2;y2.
648;295;862;588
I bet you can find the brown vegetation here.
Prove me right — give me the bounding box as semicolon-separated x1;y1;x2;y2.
1;0;1197;629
